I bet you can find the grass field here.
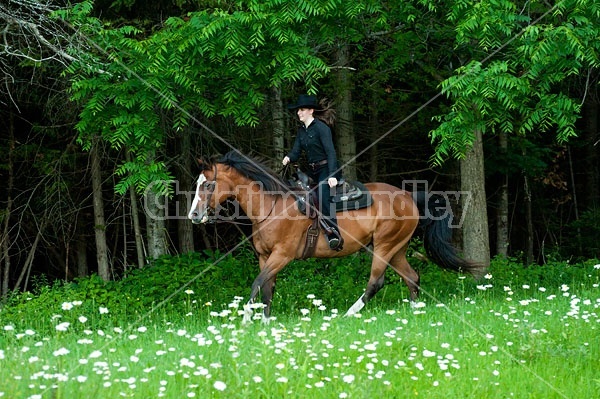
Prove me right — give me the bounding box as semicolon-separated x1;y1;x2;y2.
1;253;599;398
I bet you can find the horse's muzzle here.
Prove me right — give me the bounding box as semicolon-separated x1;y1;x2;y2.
190;214;207;224
189;208;214;224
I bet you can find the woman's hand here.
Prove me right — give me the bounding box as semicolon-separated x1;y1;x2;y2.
282;156;290;166
328;177;338;187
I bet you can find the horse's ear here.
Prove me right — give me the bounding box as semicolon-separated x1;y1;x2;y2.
196;158;211;171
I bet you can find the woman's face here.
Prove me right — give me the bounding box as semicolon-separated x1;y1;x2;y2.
297;107;314;125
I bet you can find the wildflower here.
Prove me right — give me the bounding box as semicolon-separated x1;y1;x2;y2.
252;376;263;383
76;375;87;383
55;322;70;332
343;375;355;383
78;316;88;323
423;350;436;358
185;289;194;295
53;347;70;356
61;302;74;310
89;350;102;358
276;377;288;383
99;307;109;314
3;325;14;331
213;381;227;391
137;326;147;333
594;264;600;270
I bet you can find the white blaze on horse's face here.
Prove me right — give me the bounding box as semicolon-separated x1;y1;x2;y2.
188;173;209;224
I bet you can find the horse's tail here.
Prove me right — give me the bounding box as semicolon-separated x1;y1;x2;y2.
412;191;486;279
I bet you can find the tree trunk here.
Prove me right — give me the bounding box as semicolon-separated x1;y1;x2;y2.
523;172;534;265
124;151;146;268
90;138;110;281
1;110;15;297
271;86;285;162
144;154;168;259
177;128;195;254
129;185;146;266
76;235;88;278
496;131;509;257
368;89;379;182
335;43;357;181
584;99;599;208
14;217;46;291
460;129;490;267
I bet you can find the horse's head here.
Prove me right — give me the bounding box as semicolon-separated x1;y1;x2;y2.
188;161;235;224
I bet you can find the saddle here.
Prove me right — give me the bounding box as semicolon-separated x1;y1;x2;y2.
289;169;373;258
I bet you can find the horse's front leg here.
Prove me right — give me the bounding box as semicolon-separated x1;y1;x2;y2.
243;252;291;324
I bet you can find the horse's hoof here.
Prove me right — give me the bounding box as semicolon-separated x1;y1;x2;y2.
242;304;253;324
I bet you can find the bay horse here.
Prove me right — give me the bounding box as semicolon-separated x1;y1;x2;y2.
188;150;484;322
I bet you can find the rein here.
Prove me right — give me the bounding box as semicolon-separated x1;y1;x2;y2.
202;164;218;219
205;163;278;225
255;197;277;225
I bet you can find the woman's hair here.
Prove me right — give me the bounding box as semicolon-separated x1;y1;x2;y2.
314;98;336;127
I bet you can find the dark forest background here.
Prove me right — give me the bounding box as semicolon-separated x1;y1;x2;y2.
1;0;599;295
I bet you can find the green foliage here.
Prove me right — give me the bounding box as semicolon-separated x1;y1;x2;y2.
430;0;600;165
5;241;597;333
58;0;391;193
561;208;600;260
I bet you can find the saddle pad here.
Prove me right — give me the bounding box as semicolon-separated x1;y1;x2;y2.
334;182;372;212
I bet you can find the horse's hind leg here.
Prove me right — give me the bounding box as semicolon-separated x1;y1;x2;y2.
389;249;420;302
345;254;388;317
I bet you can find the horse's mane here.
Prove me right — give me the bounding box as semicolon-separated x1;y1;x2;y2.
216;151;290;194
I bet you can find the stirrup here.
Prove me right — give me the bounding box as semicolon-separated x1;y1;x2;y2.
328;237;341;250
327;232;343;251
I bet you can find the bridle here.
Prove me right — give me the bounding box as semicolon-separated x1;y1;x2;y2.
195;164;218;223
194;163;278;225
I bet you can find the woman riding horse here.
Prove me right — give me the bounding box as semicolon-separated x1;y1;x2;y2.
188;150;484;322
